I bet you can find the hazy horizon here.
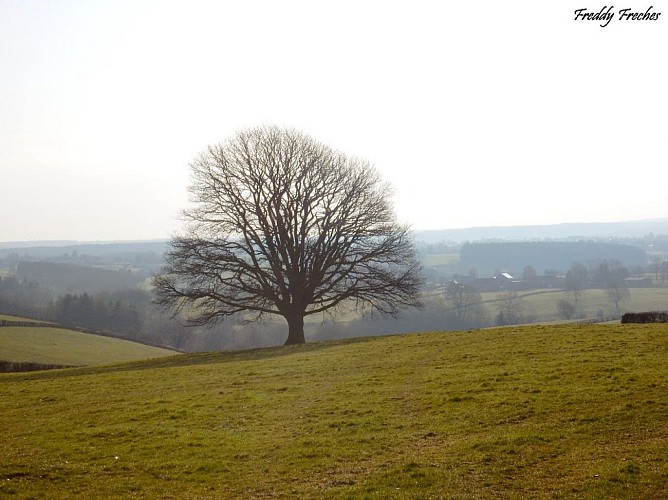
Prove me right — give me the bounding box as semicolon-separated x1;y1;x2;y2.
2;216;667;247
1;1;665;241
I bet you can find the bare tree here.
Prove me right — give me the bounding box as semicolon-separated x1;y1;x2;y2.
650;255;663;281
557;299;576;320
496;290;525;325
606;280;631;315
444;281;486;328
564;261;587;310
154;126;423;345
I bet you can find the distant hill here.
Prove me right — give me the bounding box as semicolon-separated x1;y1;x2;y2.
2;219;667;253
15;261;144;295
459;240;647;276
414;218;668;243
0;241;170;283
0;324;177;368
0;240;170;258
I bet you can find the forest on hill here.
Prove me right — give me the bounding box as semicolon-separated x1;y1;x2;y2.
459;241;647;277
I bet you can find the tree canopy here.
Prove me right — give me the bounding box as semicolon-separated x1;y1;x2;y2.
154;126;423;344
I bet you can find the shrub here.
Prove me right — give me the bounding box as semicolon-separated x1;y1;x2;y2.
621;311;668;324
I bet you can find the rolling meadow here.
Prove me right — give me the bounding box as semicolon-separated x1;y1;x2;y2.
2;323;667;498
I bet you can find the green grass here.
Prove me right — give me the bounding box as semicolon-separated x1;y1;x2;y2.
1;324;667;498
0;327;177;366
0;314;47;322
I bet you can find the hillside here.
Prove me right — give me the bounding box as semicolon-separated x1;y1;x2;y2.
0;325;177;369
15;261;144;294
414;218;668;243
1;324;667;498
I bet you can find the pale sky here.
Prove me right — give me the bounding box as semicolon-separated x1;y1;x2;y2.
1;1;666;242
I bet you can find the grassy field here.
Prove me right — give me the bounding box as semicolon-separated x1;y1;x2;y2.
480;287;668;322
0;314;47;322
1;324;667;498
0;327;177;366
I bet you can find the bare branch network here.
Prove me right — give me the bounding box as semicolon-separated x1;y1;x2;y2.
154;126;423;344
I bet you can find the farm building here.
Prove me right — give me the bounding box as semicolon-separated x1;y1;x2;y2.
624;276;652;287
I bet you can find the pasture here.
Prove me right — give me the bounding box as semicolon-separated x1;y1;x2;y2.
1;324;667;498
0;326;176;367
479;287;668;322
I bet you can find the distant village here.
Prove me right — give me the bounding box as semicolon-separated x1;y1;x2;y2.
449;272;652;294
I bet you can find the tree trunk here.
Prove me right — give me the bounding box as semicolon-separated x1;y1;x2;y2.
283;311;305;345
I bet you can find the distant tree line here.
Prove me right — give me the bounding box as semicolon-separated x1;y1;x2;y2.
16;261;143;295
45;293;142;335
0;276;190;349
460;241;647;277
0;276;51;318
0;277;144;336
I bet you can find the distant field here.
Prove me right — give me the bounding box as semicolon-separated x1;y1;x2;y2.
421;252;459;268
0;314;45;322
481;287;668;322
0;327;176;366
1;324;666;498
